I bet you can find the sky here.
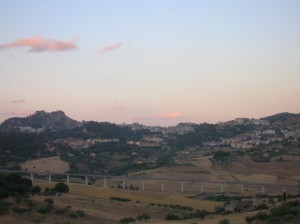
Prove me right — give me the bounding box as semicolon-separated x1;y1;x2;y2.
0;0;300;126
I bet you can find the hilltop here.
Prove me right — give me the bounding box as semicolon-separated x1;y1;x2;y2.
0;110;81;132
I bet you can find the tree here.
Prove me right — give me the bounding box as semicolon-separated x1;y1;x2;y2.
283;191;287;201
31;186;41;195
245;216;254;224
195;209;209;220
137;213;150;222
54;183;69;193
45;198;54;205
218;218;230;224
119;217;135;223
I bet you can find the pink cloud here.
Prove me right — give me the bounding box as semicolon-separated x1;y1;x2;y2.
157;112;184;119
10;99;27;104
100;42;122;53
0;37;78;52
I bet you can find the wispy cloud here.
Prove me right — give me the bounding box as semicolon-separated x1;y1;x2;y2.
157;112;184;119
0;37;78;52
10;99;27;104
100;42;122;53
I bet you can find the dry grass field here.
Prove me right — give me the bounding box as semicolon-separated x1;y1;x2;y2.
7;153;299;223
20;156;69;173
0;180;225;224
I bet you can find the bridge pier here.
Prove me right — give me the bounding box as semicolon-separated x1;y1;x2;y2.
85;176;88;185
262;185;265;194
48;174;52;182
221;184;224;193
180;182;184;192
122;178;126;189
104;177;107;188
201;183;204;193
282;186;285;193
161;182;164;192
241;184;244;193
67;175;70;184
142;180;145;192
30;173;34;182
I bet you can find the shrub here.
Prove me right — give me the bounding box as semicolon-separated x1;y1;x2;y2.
37;204;53;214
0;187;9;198
119;217;136;223
195;209;209;219
0;200;11;215
24;199;36;207
165;213;181;220
54;207;69;214
69;212;78;219
110;197;131;202
215;206;225;214
54;183;69;193
136;213;150;221
45;198;54;205
12;206;30;214
245;216;254;223
31;216;46;224
31;186;41;195
256;203;269;210
266;216;280;224
75;210;85;218
255;211;268;221
218;219;230;224
280;214;296;222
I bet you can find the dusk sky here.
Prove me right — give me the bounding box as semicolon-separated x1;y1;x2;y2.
1;0;300;126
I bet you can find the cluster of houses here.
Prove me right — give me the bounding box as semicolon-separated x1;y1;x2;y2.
204;128;300;150
19;126;45;133
224;196;284;213
55;137;120;149
127;136;164;147
125;122;194;135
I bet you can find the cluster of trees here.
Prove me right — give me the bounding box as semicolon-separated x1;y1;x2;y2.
119;213;150;223
0;173;32;198
0;133;49;167
165;209;210;221
245;200;300;224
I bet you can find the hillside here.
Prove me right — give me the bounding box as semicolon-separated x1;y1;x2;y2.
261;112;300;128
0;110;299;175
0;110;80;132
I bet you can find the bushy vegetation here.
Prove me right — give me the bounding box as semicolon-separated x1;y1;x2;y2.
165;213;181;220
245;200;300;224
110;197;131;202
154;203;193;212
0;173;32;198
54;182;69;193
136;213;150;222
119;216;136;223
218;219;230;224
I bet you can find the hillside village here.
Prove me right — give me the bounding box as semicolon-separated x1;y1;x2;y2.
0;111;300;175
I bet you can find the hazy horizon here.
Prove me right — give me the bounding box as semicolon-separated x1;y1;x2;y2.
0;109;297;127
1;1;300;126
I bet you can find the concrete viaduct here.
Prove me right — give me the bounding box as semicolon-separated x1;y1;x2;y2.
1;170;299;194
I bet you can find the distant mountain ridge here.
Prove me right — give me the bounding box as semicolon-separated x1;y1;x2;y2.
0;110;299;133
0;110;80;132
